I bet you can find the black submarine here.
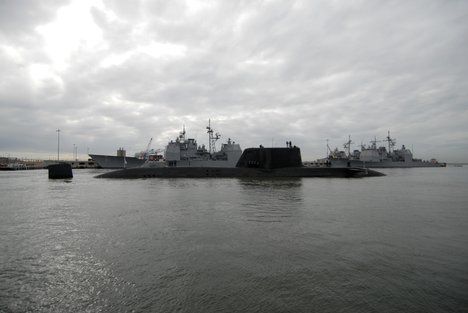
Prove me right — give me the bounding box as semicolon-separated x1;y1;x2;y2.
96;146;385;179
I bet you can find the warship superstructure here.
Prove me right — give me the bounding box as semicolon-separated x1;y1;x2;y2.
321;132;445;168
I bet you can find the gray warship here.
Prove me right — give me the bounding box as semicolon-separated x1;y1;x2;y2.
143;121;242;168
319;132;446;168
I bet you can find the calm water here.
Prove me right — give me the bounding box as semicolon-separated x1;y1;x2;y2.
1;167;467;312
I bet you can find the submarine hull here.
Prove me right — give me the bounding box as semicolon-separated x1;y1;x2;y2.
96;166;384;179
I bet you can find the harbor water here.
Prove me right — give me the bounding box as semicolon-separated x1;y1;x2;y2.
1;167;467;312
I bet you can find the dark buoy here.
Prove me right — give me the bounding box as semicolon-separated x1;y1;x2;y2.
48;163;73;179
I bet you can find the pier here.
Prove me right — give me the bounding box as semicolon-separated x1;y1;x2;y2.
0;156;98;170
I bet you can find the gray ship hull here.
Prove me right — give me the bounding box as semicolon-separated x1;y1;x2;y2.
89;154;145;169
330;159;446;168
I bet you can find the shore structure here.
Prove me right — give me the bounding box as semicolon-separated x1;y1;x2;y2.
96;146;385;179
0;156;47;170
0;157;98;171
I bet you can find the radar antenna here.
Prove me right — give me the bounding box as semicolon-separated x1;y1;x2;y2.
206;119;220;154
179;125;186;141
343;135;353;158
370;136;381;149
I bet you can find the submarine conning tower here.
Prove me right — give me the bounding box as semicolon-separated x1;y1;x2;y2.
235;147;302;169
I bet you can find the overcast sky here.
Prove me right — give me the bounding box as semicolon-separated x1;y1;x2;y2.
1;0;467;162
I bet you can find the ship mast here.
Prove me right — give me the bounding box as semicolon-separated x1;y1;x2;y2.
343;135;353;158
206;119;220;154
385;130;396;153
179;125;186;141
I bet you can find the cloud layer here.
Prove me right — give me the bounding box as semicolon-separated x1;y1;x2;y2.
1;0;467;161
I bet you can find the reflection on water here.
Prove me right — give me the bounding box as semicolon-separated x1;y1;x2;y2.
237;178;304;223
0;171;134;312
5;252;131;312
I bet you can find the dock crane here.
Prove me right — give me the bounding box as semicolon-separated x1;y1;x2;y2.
145;137;153;160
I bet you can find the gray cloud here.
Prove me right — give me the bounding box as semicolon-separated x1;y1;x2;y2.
1;0;467;162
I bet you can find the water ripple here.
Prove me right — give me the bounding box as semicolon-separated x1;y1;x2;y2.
1;169;468;312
